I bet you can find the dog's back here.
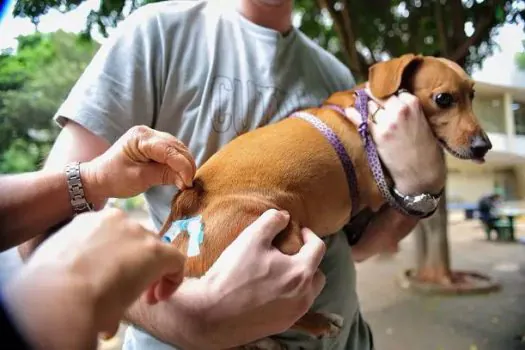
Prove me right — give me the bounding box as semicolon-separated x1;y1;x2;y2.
160;114;363;276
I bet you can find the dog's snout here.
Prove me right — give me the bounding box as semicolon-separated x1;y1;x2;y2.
470;133;492;158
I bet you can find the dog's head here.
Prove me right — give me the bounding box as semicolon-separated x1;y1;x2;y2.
368;53;492;163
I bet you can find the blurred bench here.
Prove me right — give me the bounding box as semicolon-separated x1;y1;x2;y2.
448;202;518;242
482;218;514;241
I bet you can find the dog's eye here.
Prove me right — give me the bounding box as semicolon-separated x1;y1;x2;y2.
434;93;454;108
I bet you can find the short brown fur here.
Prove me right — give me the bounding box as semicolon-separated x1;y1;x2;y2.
158;54;490;348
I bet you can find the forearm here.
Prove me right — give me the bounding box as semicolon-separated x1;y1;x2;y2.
351;206;418;262
123;280;208;350
0;167;106;255
0;170;73;252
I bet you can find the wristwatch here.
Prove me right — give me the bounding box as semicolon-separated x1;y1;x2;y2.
391;187;443;218
65;162;94;215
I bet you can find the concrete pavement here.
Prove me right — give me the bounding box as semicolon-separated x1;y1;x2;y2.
357;220;525;350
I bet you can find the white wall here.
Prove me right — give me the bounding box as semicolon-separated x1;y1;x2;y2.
447;171;496;203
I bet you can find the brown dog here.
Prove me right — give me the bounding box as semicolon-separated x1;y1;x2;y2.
158;54;491;348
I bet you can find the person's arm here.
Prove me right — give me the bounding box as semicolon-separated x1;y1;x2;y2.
345;88;446;262
16;5;166;258
3;208;186;350
351;206;417;262
123;210;327;350
122;279;207;350
15;122;195;260
0;124;110;254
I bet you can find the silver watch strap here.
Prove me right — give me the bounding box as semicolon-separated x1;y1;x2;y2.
65;162;93;215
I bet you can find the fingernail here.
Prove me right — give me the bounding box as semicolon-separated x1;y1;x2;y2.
99;332;114;341
279;210;290;218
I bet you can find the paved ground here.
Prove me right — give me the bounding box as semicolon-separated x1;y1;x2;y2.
356;220;525;350
1;212;524;350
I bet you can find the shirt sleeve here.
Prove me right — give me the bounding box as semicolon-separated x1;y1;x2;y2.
54;4;166;144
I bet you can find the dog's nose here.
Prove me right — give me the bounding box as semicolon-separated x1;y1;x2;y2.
470;133;492;158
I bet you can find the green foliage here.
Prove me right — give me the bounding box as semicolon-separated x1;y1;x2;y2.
0;30;99;173
0;138;50;173
295;0;525;80
517;52;525;70
516;40;525;70
12;0;525;81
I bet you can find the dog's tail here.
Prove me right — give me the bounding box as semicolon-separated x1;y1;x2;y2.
158;178;206;236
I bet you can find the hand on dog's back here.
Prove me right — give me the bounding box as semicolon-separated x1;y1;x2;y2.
201;209;326;347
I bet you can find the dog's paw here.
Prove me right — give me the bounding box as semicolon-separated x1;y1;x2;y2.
320;312;344;338
240;337;287;350
293;312;344;339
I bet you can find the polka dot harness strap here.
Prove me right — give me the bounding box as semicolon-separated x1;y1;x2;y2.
352;89;412;215
291;111;360;218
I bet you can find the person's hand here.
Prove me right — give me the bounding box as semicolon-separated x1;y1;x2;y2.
81;125;197;203
346;88;446;195
2;208;186;350
201;210;326;342
136;209;327;350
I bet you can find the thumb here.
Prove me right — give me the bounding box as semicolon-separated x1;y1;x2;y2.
141;163;187;190
144;272;185;305
237;209;291;247
142;242;186;304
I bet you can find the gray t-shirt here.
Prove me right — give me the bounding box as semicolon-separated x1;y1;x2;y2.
54;1;373;349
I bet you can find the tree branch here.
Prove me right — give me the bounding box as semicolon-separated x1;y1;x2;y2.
449;15;494;64
448;0;467;47
434;0;449;56
338;2;367;77
316;0;366;79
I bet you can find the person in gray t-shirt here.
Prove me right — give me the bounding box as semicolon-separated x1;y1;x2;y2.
19;1;446;349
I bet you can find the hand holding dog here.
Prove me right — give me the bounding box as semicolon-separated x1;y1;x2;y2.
346;89;446;195
150;209;327;349
3;208;185;350
203;210;326;338
81;125;197;204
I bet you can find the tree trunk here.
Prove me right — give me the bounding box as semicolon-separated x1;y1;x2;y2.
412;156;454;285
413;192;453;284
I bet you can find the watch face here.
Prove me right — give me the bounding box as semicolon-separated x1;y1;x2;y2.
410;196;437;213
392;189;440;215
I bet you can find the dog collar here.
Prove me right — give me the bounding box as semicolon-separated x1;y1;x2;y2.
291;111;360;218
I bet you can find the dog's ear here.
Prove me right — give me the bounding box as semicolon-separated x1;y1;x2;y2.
368;54;423;99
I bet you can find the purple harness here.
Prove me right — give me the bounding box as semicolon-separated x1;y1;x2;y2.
352;89;411;215
291;88;412;217
292;111;360;218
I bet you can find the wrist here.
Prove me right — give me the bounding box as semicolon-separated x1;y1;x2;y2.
394;177;444;196
168;279;213;348
78;162;106;207
169;277;239;350
126;279;212;350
